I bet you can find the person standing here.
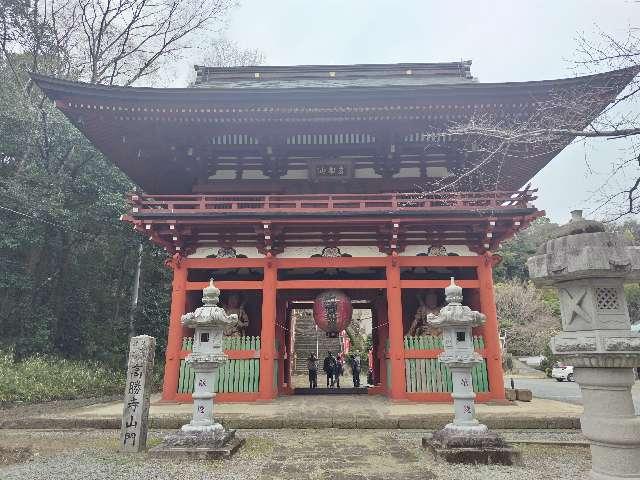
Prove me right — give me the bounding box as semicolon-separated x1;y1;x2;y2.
323;351;336;387
307;353;318;389
334;354;344;388
351;354;361;388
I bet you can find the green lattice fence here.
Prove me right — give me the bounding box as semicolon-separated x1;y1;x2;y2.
177;336;260;394
181;336;260;352
403;335;489;393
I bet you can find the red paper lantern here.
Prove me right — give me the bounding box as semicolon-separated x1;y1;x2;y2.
313;290;353;337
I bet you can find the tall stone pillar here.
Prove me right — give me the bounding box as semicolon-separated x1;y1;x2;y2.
527;210;640;480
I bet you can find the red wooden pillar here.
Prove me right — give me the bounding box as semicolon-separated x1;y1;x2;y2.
258;258;277;400
478;254;506;400
162;259;187;401
385;255;407;400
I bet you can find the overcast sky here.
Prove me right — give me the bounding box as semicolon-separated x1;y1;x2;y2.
210;0;640;223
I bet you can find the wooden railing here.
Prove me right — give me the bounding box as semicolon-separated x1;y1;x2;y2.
130;189;537;215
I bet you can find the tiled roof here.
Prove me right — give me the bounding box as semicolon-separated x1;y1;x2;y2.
193;62;476;88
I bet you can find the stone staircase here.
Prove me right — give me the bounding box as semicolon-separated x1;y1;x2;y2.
292;309;342;374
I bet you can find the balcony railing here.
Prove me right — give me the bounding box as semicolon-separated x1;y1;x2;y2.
130;189;536;215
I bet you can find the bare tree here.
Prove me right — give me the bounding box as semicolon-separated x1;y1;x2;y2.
495;280;560;356
197;37;264;68
1;0;237;87
75;0;237;85
428;27;640;220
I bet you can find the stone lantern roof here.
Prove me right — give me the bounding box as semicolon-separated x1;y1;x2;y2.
181;279;238;329
527;211;640;285
427;278;486;329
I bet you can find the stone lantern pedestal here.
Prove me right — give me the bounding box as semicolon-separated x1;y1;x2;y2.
527;210;640;480
150;279;245;460
422;278;520;465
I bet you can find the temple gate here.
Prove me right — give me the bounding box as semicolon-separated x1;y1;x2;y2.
32;61;636;403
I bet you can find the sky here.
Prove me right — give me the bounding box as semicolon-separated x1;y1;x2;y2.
202;0;640;223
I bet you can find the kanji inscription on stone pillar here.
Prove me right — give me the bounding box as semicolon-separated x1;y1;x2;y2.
120;335;156;453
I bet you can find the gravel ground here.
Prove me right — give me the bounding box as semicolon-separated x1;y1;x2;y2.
495;429;586;443
0;429;590;480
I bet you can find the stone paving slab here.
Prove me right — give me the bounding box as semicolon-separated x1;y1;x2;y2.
0;394;583;430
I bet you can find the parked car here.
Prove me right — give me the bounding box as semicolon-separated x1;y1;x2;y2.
551;364;574;382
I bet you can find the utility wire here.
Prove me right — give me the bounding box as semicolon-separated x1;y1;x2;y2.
0;203;93;236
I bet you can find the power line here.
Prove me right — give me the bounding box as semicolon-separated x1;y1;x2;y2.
0;203;91;236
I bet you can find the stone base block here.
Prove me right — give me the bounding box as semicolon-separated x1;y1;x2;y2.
148;429;244;460
425;444;522;465
515;389;532;402
422;426;522;466
505;388;517;401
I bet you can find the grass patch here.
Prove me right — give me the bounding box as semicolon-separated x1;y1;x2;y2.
0;350;126;406
237;436;276;458
146;437;164;448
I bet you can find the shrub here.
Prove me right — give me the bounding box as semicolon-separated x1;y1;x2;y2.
539;344;559;373
495;280;561;357
0;350;126;406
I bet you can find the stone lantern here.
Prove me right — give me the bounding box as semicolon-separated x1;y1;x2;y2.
424;277;519;464
429;277;486;430
150;279;244;459
527;210;640;480
180;278;236;436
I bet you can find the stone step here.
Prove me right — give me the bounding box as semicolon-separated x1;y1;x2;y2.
292;309;343;374
293;387;368;395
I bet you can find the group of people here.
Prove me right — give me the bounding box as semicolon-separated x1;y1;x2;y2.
306;351;362;389
303;289;444;390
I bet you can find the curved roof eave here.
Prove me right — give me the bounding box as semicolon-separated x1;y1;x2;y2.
30;66;640;104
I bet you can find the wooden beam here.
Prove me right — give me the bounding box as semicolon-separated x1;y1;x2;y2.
182;257;266;269
290;302;373;309
400;279;479;289
396;256;482;267
275;257;387;268
276;279;386;290
186;281;263;291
